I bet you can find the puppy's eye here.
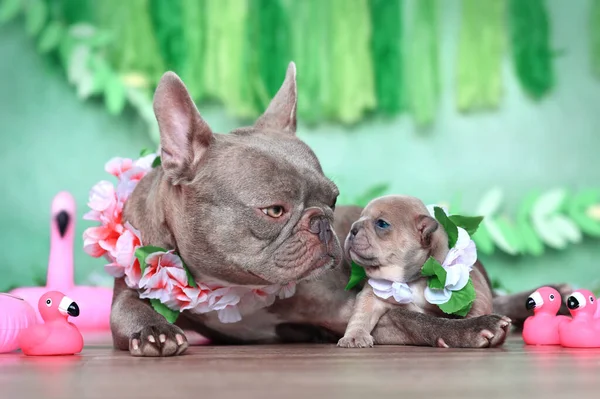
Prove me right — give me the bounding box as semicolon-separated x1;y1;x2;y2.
549;294;555;301
261;206;284;218
45;299;52;307
375;219;390;229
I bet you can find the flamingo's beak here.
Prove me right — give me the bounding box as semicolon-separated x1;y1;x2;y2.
56;211;70;237
58;296;80;317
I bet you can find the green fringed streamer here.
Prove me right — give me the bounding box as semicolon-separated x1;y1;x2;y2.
204;0;256;118
590;0;600;78
457;0;505;112
247;0;292;110
327;0;376;124
406;0;440;127
180;0;205;101
96;0;164;80
369;0;404;115
288;0;329;123
508;0;554;99
150;0;185;73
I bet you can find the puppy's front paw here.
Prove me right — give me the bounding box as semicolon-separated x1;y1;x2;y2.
337;331;374;348
129;324;188;357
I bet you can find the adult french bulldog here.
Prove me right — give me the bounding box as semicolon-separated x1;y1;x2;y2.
111;62;562;356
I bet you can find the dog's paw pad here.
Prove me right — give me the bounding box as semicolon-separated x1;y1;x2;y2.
129;324;188;357
337;331;374;348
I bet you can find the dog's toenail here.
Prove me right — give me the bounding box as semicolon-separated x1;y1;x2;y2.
176;334;184;345
148;335;156;343
159;334;166;343
481;330;494;339
437;338;449;348
132;339;139;350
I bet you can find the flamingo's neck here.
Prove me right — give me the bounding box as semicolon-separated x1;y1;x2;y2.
46;224;74;290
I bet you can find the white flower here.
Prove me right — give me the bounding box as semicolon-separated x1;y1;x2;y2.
368;279;413;304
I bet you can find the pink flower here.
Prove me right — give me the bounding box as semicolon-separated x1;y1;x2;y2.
104;224;143;288
138;251;207;311
105;157;134;179
84;181;117;222
83;223;123;259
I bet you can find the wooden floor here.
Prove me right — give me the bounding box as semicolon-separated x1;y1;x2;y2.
1;334;600;399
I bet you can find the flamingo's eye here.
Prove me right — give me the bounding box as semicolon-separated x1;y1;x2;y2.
549;294;555;301
45;299;52;307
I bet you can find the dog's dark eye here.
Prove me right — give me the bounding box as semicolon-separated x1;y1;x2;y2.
375;219;390;229
261;206;284;218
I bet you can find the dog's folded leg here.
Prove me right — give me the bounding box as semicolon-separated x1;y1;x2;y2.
110;278;189;357
372;307;511;348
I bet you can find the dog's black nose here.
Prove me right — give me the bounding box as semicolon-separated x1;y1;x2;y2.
526;297;536;310
567;296;580;310
350;227;358;237
67;302;80;317
56;211;70;237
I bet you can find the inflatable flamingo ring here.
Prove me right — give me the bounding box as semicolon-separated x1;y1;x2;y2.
9;192;112;332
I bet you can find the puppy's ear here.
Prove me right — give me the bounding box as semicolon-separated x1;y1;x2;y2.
416;215;439;248
153;71;213;185
254;62;297;135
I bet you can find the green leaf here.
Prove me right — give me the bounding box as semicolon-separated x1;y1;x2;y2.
428;275;445;290
485;218;519;255
0;0;22;24
37;21;64;53
135;245;167;274
434;206;458;248
150;299;179;323
421;256;445;279
104;73;126;115
495;217;522;254
438;280;476;316
345;262;367;291
140;148;154;157
517;191;544;256
567;190;600;237
471;223;495;255
183;263;196;288
476;187;503;216
151;156;162;168
25;0;46;36
448;215;484;236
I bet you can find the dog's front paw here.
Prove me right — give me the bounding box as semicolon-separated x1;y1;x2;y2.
129;324;189;357
439;314;511;348
337;330;374;348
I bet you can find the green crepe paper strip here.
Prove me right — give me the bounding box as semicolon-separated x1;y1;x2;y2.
150;0;185;73
369;0;404;115
180;0;206;101
457;0;505;111
508;0;554;99
327;0;376;124
591;0;600;78
406;0;440;127
289;0;330;123
345;262;367;291
247;0;291;111
95;0;164;80
204;0;256;118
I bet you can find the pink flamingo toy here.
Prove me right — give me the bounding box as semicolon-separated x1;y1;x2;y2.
9;192;112;332
558;289;600;348
18;291;84;356
522;287;570;345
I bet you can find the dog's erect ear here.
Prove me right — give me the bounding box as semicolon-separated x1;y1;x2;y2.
254;62;297;135
153;72;213;185
416;215;439;248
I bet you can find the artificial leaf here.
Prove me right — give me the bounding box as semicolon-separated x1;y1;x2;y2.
140;148;154;157
151;156;162;168
438;280;476;316
183;263;197;288
38;21;64;53
421;256;447;286
104;73;126;115
76;69;95;99
532;189;567;217
345;262;367;291
434;206;458;248
476;187;503;216
428;275;445;290
485;219;518;255
471;223;495;255
517;191;544;256
448;214;484;236
135;245;167;274
150;299;179;323
67;45;91;84
0;0;22;24
25;0;47;36
551;216;582;244
567;190;600;237
495;217;522;254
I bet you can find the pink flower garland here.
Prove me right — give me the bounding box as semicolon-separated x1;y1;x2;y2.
83;153;296;323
